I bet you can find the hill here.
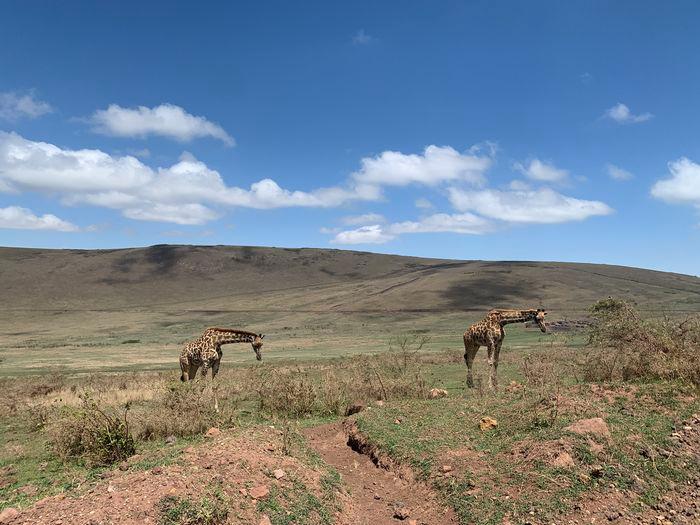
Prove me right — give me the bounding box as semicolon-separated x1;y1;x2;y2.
1;245;699;375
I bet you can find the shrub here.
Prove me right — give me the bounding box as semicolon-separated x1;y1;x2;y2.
157;491;228;525
47;392;136;466
584;298;700;385
253;367;317;417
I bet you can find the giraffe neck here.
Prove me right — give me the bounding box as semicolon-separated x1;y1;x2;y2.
206;328;257;345
489;309;536;326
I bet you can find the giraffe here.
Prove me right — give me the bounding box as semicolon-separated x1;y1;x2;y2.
463;308;547;390
179;327;264;411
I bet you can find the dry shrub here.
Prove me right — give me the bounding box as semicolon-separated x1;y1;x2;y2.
252;367;317;417
47;392;136;466
133;381;239;439
252;335;432;417
583;297;700;385
521;352;566;427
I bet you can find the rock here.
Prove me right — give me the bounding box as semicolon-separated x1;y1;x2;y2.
440;465;453;473
249;485;270;499
205;427;221;438
165;435;177;445
564;418;610;438
259;516;272;525
273;469;286;479
0;508;19;523
393;505;410;520
374;493;381;500
408;520;418;525
375;400;385;407
239;488;248;496
551;452;575;468
345;402;366;416
394;418;402;425
151;466;163;475
429;388;449;399
480;416;498;431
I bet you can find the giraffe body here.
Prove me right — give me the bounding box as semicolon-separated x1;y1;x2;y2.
463;309;547;390
179;327;264;382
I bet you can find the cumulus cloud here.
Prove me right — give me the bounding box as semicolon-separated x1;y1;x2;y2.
0;91;53;121
89;103;235;146
0;206;77;231
0;132;379;225
514;158;568;182
606;163;633;181
332;225;392;244
352;145;492;187
651;157;700;206
448;187;612;223
604;103;652;124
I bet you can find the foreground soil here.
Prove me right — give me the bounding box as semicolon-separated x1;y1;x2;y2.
304;422;458;525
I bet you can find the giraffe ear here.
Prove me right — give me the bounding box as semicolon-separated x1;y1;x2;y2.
260;334;265;339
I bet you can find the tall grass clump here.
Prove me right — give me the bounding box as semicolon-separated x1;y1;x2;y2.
583;297;700;385
47;392;136;466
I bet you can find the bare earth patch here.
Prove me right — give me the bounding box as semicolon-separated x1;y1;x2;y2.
304;422;458;525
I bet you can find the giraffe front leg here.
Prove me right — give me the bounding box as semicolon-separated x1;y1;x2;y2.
211;359;221;413
464;341;478;388
486;343;497;391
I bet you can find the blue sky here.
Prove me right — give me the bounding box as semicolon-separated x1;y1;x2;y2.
1;1;699;275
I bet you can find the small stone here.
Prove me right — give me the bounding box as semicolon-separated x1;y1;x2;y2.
374;493;381;500
259;516;272;525
393;506;410;520
0;507;20;523
683;426;693;431
480;416;498;431
151;467;163;475
239;488;248;496
273;469;286;479
107;484;116;493
118;462;129;471
205;427;221;438
249;485;270;499
440;465;453;473
428;388;449;399
375;400;385;407
394;418;402;425
165;435;177;445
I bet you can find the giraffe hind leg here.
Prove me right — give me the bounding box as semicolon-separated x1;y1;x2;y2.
464;340;479;388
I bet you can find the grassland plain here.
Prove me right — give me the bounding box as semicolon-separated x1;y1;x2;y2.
1;246;699;524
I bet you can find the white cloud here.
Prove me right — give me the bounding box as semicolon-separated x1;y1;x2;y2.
448;187;613;223
341;213;385;225
352;145;492;187
604;103;652;124
508;180;531;190
0;91;53;121
331;212;492;245
514;158;568;182
0;131;379;225
89;103;235;146
332;225;392;244
352;29;372;45
651;157;700;206
0;206;77;231
606;163;633;181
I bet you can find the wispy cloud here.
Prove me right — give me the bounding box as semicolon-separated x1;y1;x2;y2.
341;213;385;225
89;103;235;146
352;29;373;45
0;206;77;231
0;91;53;121
606;163;633;181
603;103;653;124
513;158;569;182
415;198;433;210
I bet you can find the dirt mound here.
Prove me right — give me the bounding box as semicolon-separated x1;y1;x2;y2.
564;417;611;438
304;422;458;525
8;427;342;525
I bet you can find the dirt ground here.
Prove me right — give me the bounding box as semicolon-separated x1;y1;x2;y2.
304;422;458;525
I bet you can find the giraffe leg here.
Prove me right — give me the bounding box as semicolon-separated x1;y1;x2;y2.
463;340;479;388
179;356;189;381
211;359;221;413
188;363;200;381
492;341;502;391
486;342;497;391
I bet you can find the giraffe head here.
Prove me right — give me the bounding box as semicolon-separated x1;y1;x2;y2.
252;334;264;361
533;308;547;332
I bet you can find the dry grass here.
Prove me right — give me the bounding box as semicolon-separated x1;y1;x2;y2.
583;298;700;385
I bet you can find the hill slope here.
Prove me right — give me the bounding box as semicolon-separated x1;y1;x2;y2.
1;244;698;312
